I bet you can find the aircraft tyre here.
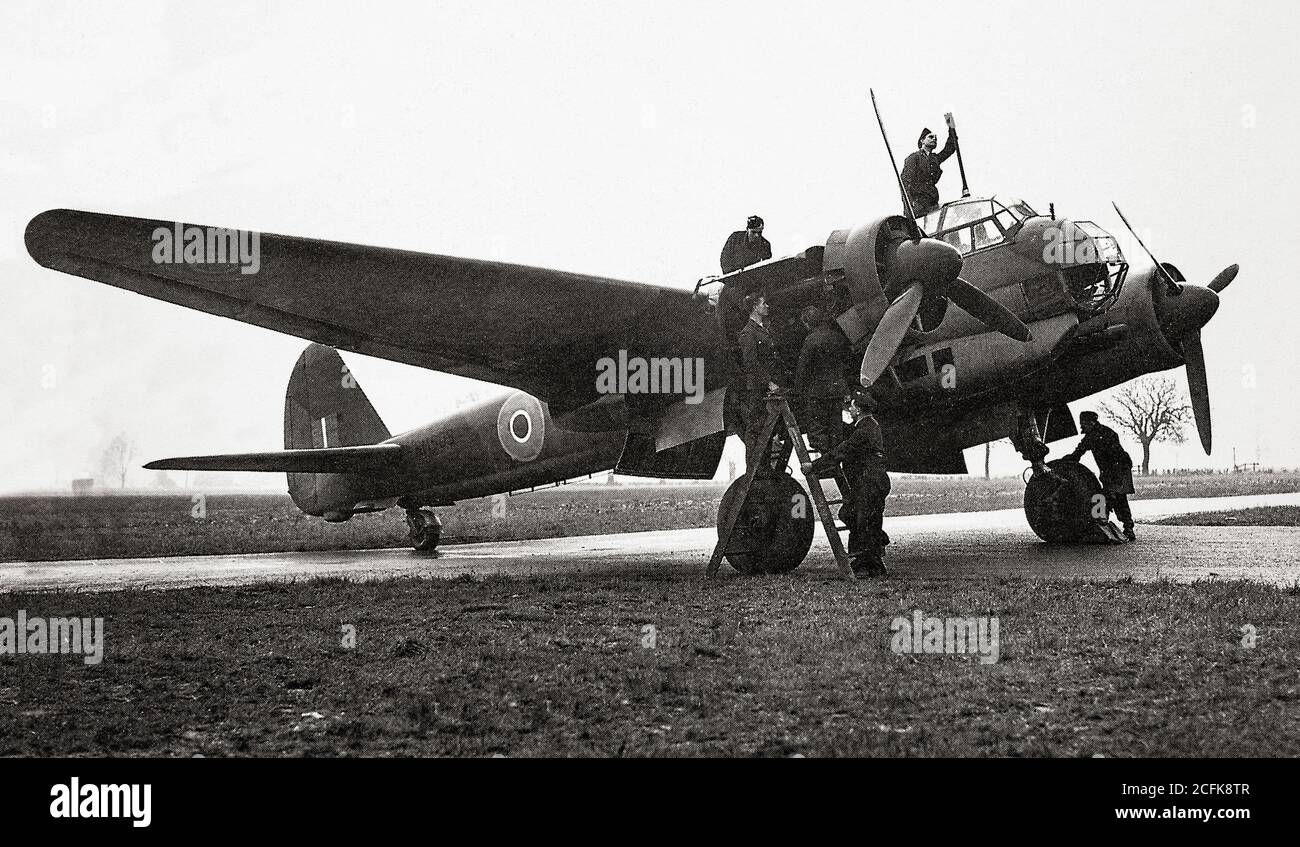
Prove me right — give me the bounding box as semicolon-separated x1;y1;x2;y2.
406;508;442;553
717;473;815;574
1024;459;1106;543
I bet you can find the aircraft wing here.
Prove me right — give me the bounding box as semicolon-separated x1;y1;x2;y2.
25;209;717;412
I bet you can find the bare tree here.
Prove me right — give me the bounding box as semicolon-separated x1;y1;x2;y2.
101;432;135;489
1099;376;1191;475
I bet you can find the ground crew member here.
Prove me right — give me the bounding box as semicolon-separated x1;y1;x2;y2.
900;117;958;218
793;306;850;453
736;292;787;472
813;390;891;576
720;215;772;274
1065;410;1136;541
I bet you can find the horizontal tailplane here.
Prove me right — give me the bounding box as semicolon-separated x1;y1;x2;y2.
144;443;403;474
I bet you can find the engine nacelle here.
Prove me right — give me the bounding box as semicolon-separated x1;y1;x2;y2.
823;216;916;347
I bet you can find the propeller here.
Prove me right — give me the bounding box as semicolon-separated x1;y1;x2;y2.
1111;201;1241;455
1147;259;1241;455
857;239;1034;386
869;88;916;222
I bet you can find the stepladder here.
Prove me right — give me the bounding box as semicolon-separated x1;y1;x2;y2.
708;392;857;579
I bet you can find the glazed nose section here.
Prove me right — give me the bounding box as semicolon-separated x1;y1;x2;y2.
1158;283;1220;341
893;237;963;287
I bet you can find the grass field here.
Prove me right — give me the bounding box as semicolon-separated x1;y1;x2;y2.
3;471;1298;563
2;573;1296;757
1154;506;1300;526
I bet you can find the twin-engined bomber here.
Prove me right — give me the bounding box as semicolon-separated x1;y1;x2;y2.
25;180;1237;571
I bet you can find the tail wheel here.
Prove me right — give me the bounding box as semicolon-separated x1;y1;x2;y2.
406;509;442;553
1024;459;1104;542
717;473;815;574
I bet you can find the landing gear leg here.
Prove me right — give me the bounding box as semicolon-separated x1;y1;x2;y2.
1009;409;1051;476
404;507;442;553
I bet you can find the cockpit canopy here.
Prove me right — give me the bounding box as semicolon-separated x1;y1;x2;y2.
918;195;1037;255
919;194;1127;317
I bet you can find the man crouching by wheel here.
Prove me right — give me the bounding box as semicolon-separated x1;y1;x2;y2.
1065;410;1136;541
813;389;891;576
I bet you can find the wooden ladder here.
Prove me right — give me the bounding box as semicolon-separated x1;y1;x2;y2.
708;393;856;579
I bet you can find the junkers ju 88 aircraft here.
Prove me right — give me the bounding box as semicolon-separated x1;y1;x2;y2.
24;173;1237;574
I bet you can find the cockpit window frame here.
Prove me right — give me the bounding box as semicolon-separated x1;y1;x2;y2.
918;194;1037;255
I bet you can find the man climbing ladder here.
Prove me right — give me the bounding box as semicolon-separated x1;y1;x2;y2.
811;390;891;576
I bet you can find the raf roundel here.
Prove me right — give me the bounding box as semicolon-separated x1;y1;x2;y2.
496;392;546;462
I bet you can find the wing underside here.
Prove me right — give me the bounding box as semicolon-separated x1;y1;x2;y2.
25;209;716;411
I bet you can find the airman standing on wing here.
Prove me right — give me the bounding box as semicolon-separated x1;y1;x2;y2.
720;215;772;275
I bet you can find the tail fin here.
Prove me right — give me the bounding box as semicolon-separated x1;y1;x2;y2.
285;344;391;511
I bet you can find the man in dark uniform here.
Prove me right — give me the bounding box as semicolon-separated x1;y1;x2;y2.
793;306;850;453
720;215;772;275
717;216;774;419
900;117;958;218
813;390;891;576
736;292;787;472
1065;410;1137;541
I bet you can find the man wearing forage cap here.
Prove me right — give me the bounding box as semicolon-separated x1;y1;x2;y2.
900;115;958;218
811;388;892;576
720;214;772;275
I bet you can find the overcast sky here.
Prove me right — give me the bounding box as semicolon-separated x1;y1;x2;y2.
1;0;1296;493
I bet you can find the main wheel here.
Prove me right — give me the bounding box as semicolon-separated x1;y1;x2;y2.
716;473;815;574
1024;459;1104;542
406;509;442;553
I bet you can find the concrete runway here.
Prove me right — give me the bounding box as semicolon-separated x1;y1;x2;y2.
3;492;1299;593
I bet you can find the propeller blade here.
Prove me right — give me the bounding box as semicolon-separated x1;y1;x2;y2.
1208;264;1239;293
946;278;1033;342
870;88;917;222
1112;202;1181;294
1182;329;1212;454
860;282;924;386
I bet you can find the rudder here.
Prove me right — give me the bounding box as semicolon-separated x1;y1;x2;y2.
285;344;391;512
